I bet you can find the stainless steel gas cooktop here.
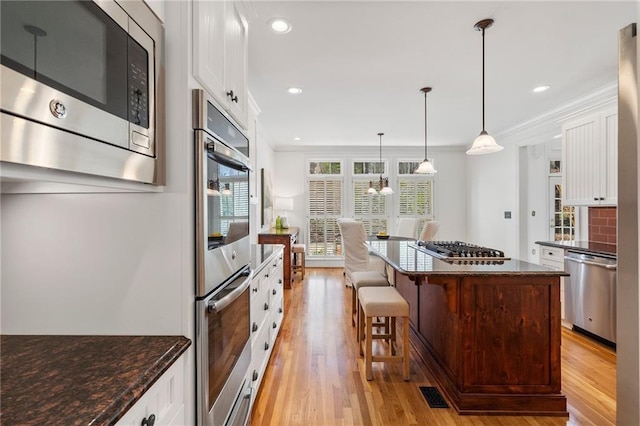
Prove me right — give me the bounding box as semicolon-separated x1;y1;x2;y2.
412;240;511;264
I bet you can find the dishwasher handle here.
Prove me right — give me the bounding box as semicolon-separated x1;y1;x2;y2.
564;255;617;270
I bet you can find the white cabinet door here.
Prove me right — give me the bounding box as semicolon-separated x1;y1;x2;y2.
193;1;226;104
538;245;567;323
602;109;618;205
224;3;249;129
562;114;601;205
116;354;185;426
193;1;248;130
562;108;618;206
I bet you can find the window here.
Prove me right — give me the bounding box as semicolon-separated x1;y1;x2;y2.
353;159;388;235
549;177;577;241
307;161;343;257
397;160;434;228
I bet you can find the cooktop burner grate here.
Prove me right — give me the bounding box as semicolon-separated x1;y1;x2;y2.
414;240;510;263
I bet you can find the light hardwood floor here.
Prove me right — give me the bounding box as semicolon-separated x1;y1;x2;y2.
250;268;616;425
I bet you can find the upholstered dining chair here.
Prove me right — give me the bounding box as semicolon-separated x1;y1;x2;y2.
395;218;419;239
419;220;440;241
337;218;389;326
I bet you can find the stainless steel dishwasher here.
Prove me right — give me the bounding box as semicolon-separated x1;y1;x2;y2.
564;251;617;345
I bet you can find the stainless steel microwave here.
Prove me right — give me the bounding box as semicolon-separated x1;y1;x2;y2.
0;0;165;185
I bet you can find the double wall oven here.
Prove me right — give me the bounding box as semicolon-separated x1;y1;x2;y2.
194;89;252;426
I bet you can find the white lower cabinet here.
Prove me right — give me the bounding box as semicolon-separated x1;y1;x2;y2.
249;247;284;402
538;245;570;328
116;353;185;425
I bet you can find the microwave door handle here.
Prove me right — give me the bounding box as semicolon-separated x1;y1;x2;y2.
207;276;251;313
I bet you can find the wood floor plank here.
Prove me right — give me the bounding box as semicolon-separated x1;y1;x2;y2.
251;268;616;425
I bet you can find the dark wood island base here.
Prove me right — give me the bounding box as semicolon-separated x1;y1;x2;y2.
396;272;568;416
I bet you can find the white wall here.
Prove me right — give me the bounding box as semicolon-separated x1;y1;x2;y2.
466;142;519;257
0;0;193;337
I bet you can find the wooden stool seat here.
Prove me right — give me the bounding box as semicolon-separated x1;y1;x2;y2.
358;286;410;381
350;271;389;327
292;243;306;279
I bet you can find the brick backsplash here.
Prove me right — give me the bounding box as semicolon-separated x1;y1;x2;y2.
589;207;617;244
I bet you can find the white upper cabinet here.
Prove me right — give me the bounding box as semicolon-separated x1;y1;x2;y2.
562;108;618;206
193;0;249;130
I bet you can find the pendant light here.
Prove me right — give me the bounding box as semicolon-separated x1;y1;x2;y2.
377;132;394;195
415;87;437;174
466;18;504;155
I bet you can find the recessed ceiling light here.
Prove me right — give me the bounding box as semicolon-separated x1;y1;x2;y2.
287;87;302;95
269;18;291;34
533;85;551;93
293;137;301;141
553;134;562;139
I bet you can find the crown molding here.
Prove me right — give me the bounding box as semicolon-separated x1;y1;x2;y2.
496;81;617;147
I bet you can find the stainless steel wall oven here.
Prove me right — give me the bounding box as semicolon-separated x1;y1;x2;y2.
194;89;252;425
0;0;164;185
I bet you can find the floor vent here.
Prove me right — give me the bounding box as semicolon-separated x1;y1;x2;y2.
419;386;449;409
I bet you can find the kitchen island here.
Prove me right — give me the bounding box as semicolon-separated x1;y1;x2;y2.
366;239;568;416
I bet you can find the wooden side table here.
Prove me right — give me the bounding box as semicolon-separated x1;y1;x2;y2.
258;227;299;289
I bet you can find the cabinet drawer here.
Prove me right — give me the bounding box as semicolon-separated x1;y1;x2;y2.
541;259;565;271
540;246;565;263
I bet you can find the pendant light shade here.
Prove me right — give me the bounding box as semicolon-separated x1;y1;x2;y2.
466;18;504;156
366;181;377;195
415;87;437;174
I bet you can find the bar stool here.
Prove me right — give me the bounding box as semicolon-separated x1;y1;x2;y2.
350;271;389;327
358;286;410;381
292;243;306;280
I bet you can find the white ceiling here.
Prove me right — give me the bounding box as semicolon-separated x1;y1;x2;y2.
247;1;635;150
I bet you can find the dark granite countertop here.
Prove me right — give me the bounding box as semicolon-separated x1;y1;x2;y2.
366;239;567;276
0;335;191;426
535;240;617;257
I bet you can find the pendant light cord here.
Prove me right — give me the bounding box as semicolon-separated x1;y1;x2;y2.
424;91;428;160
481;26;486;132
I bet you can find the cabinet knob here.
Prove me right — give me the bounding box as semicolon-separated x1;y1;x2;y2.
252;322;258;332
264;303;269;311
272;289;277;295
252;370;258;381
272;321;277;329
141;414;156;426
278;307;283;313
264;342;270;350
278;279;282;284
600;197;605;200
252;287;258;293
594;197;599;201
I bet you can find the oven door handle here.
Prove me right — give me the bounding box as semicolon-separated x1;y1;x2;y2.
208;276;251;313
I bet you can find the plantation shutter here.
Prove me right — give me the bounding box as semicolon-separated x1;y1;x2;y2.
308;177;343;256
